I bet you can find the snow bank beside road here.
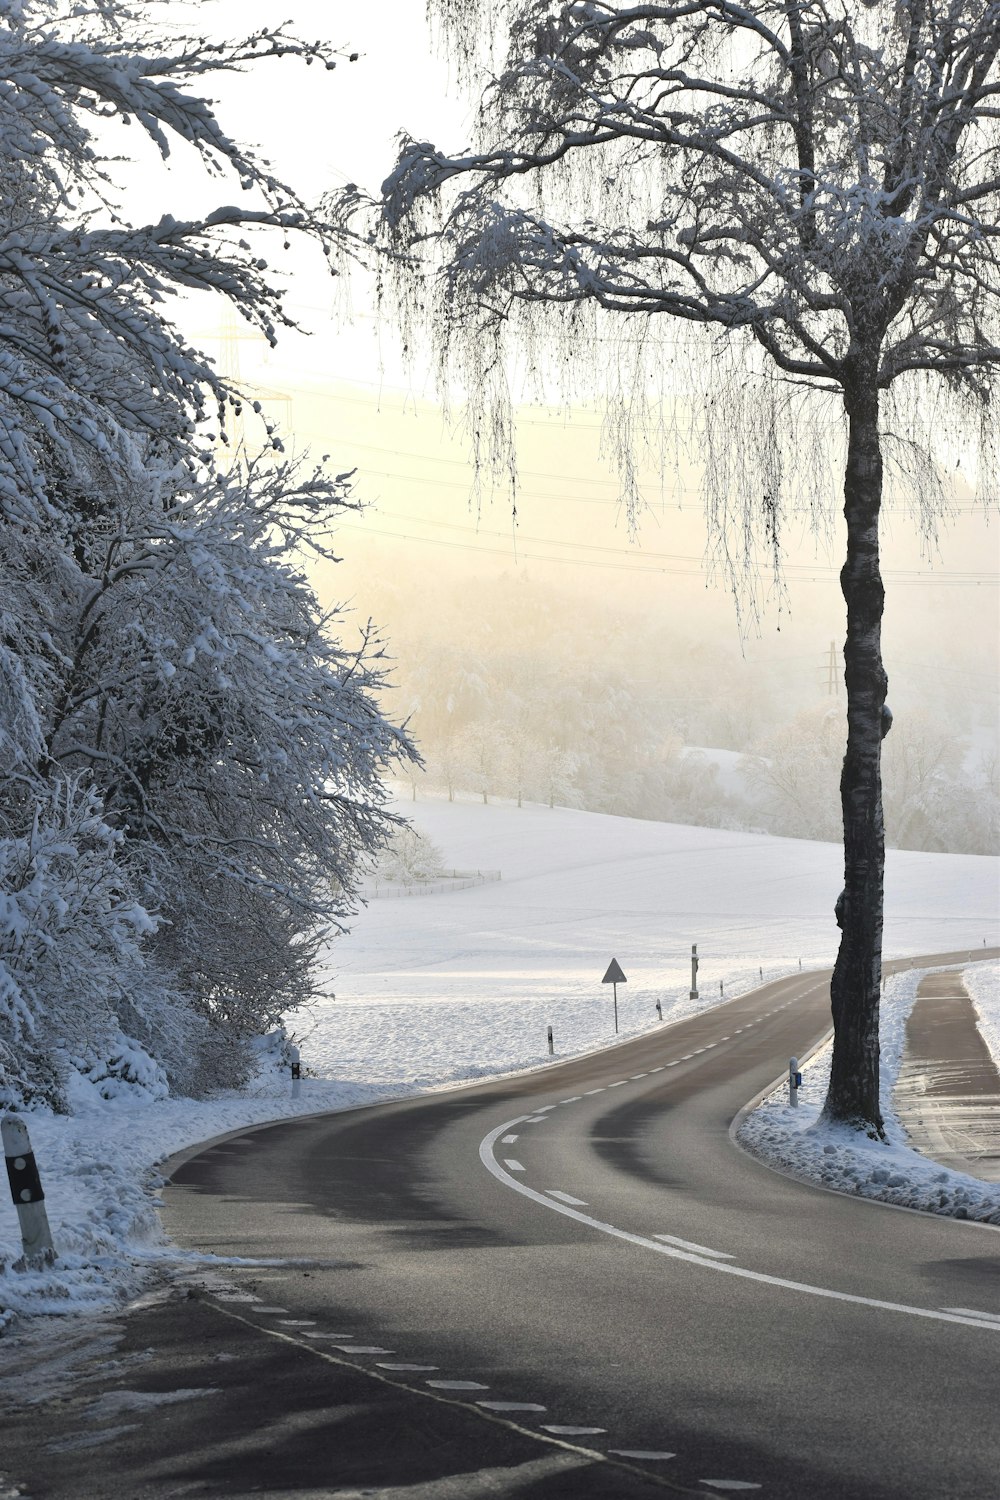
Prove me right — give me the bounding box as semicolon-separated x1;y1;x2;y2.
967;962;1000;1067
736;961;1000;1226
0;1060;409;1333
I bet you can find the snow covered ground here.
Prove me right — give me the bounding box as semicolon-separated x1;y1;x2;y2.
1;795;998;1327
736;963;1000;1226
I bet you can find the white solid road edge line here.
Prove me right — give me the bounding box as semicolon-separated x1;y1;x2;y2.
653;1234;734;1259
479;1118;1000;1334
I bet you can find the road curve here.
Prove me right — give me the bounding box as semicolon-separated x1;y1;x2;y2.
163;948;1000;1500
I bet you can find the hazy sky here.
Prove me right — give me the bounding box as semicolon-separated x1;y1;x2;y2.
122;2;1000;727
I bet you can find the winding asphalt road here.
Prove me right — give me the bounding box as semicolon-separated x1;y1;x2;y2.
150;947;1000;1500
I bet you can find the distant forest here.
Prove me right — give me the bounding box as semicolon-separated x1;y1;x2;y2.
361;569;998;855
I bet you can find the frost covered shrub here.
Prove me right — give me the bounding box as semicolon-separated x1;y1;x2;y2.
0;4;413;1106
0;782;156;1111
375;826;447;884
68;1035;170;1106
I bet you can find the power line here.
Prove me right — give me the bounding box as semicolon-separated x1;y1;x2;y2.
336;517;1000;585
317;433;994;512
352;504;1000;583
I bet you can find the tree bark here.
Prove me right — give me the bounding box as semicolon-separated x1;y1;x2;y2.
823;367;888;1136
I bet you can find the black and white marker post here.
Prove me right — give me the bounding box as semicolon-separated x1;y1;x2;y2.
289;1045;301;1100
2;1115;55;1265
690;944;699;1001
602;958;627;1035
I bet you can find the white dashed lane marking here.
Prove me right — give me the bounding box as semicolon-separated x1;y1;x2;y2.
561;1095;582;1103
477;1400;547;1412
220;1300;773;1493
502;1134;519;1143
607;1081;625;1088
377;1362;439;1371
426;1380;489;1391
546;1190;588;1206
609;1449;676;1460
585;1088;605;1095
702;1482;762;1492
480;1119;1000;1333
542;1425;607;1436
504;1159;525;1172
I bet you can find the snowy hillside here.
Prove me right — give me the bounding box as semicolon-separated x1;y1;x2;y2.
296;794;1000;1087
321;794;996;1011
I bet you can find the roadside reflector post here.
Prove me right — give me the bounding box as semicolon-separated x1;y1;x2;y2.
759;966;763;981
690;944;699;1001
719;979;724;997
2;1116;55;1266
655;1000;662;1021
602;958;627;1035
788;1057;802;1108
289;1044;301;1100
547;1025;554;1056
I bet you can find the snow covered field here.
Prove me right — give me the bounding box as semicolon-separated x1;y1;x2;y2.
1;795;997;1326
312;795;997;1082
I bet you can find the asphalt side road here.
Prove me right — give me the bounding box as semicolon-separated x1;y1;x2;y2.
2;948;998;1500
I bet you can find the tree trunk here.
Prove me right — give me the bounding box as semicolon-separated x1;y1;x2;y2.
823;370;888;1136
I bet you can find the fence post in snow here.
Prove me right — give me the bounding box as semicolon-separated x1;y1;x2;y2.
289;1045;301;1100
547;1026;554;1056
2;1116;55;1265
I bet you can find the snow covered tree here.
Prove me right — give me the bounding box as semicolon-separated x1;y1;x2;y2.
742;705;844;843
367;0;1000;1135
0;3;411;1105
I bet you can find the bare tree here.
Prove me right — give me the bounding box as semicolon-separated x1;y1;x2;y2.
361;0;1000;1135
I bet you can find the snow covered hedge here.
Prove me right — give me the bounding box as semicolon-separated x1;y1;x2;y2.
0;3;412;1109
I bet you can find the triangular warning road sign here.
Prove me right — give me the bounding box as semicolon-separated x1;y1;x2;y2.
602;958;627;985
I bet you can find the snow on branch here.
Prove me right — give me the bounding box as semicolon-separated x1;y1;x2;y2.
0;2;414;1107
360;0;1000;603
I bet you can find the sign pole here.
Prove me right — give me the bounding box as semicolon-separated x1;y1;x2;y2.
601;958;627;1035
